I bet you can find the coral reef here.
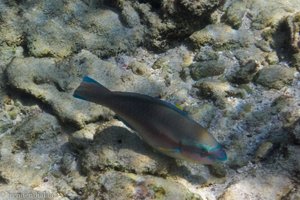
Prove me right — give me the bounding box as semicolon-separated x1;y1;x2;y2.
0;0;299;199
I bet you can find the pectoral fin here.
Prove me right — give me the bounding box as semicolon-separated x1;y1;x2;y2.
156;146;181;154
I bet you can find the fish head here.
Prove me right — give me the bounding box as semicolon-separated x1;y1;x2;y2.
180;141;227;164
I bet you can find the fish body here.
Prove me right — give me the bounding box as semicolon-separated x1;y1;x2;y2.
73;76;227;164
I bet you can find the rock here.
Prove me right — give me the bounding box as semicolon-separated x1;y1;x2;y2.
254;141;274;161
1;1;144;58
0;172;9;184
60;152;76;175
162;0;222;22
111;0;222;50
268;12;300;67
194;47;219;61
226;60;259;84
152;57;169;69
5;56;111;128
255;65;295;89
271;95;294;114
285;12;300;53
292;52;300;71
0;4;23;46
69;123;100;149
265;52;279;65
26;20;76;58
193;80;245;108
285;186;300;200
271;95;300;128
208;164;226;178
5;50;164;127
56;179;81;200
220;173;294;200
255;40;273;53
0;101;16;135
194;80;230;109
293;120;300;142
79;9;143;57
222;1;247;29
189;24;254;49
234;47;266;66
226;142;249;169
224;101;253;120
286;145;300;175
78;120;172;176
182;52;194;67
0;111;68;197
119;1;141;28
166;0;221;16
190;60;226;80
10;112;62;154
0;97;42;135
128;61;150;76
186;103;217;128
223;0;300;30
244;108;273;131
0;43;24;66
83;170;202;200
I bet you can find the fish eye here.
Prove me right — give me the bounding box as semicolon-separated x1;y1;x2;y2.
196;146;209;156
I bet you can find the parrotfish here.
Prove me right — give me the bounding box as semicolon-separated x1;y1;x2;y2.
73;76;227;164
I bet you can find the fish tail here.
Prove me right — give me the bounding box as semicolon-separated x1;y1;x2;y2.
73;76;111;104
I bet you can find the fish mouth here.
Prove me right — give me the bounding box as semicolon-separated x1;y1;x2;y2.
209;146;227;161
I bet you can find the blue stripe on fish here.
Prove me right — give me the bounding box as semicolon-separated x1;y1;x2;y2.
195;143;227;161
83;76;101;85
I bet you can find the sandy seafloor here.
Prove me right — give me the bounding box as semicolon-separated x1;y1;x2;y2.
0;0;300;199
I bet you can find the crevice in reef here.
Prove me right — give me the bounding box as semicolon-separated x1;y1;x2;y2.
271;19;295;64
3;71;76;132
101;0;219;52
19;34;31;57
0;172;9;184
4;85;55;117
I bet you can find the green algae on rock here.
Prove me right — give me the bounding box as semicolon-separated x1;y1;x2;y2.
189;24;254;49
193;80;246;109
193;80;231;109
255;65;295;89
127;60;150;76
226;60;259;84
190;60;227;80
83;171;203;200
163;0;222;17
223;0;300;30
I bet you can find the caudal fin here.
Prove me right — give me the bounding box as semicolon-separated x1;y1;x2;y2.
73;76;111;104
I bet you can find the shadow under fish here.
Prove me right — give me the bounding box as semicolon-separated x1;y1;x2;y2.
73;76;227;165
